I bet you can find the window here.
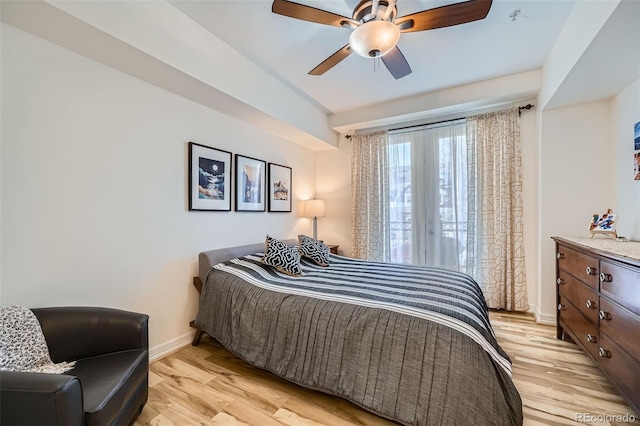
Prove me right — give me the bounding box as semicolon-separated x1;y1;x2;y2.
388;120;468;272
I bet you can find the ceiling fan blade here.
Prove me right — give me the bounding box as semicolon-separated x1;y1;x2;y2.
272;0;358;28
395;0;492;33
381;46;412;79
309;44;353;76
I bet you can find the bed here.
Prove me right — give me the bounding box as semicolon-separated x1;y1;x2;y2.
194;240;523;425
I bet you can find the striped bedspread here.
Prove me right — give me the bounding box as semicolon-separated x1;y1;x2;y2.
217;253;511;376
196;253;523;425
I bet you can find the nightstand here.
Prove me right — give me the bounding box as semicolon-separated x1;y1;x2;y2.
327;244;339;254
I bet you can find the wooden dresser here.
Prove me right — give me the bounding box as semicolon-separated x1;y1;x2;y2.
553;237;640;416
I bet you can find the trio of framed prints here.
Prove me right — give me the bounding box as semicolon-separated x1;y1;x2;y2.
634;121;640;180
188;142;292;212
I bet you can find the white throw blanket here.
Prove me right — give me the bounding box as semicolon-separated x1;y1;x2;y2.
0;306;75;374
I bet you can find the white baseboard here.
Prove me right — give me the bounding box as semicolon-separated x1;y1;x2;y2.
530;305;556;325
149;331;193;362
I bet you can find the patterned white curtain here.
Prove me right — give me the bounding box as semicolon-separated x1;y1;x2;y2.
466;108;528;311
351;131;391;261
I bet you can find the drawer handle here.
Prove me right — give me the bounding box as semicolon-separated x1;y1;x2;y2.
586;266;597;276
587;334;597;344
599;273;612;283
599;310;611;321
556;253;565;260
585;299;597;309
557;304;566;311
556;278;565;285
598;347;611;358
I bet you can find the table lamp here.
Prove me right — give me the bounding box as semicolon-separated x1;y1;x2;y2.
303;199;326;240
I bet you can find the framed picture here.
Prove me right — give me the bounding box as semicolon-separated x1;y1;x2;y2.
188;142;232;211
588;209;617;239
268;163;292;212
634;121;640;151
235;154;266;211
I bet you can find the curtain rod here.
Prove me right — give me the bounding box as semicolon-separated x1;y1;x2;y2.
388;117;465;133
518;103;535;116
345;117;464;139
345;103;535;138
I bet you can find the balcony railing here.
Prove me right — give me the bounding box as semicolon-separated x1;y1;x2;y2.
389;220;468;268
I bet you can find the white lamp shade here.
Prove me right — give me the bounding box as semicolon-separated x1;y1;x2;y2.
304;199;326;218
349;20;400;58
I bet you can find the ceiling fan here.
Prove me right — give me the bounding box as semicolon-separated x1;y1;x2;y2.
272;0;493;79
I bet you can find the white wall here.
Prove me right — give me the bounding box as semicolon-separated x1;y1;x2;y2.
612;78;640;241
0;24;316;357
535;81;639;322
539;0;618;109
537;100;612;321
315;136;352;256
519;107;539;316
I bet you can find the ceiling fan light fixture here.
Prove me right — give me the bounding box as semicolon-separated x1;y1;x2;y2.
349;20;400;58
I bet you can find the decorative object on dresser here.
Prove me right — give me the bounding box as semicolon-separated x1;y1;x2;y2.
553;236;640;416
588;209;617;239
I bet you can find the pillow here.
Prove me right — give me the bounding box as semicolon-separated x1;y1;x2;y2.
262;235;303;276
298;234;330;267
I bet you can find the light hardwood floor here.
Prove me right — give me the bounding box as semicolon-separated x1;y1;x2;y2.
134;312;639;425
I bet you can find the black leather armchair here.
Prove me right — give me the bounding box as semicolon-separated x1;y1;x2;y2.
0;307;149;426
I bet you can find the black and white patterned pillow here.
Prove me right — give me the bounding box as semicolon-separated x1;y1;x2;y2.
298;234;330;267
262;235;303;276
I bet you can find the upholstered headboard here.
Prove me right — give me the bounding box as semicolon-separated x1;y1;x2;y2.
198;239;297;283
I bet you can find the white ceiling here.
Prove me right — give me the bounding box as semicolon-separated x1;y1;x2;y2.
3;0;636;150
170;0;577;114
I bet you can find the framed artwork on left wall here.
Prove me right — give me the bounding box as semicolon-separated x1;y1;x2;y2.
268;163;292;212
235;154;266;212
188;142;232;211
634;121;640;181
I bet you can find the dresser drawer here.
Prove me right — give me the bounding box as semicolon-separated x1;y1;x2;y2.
556;245;599;289
557;270;599;324
558;296;600;360
600;261;640;315
599;297;640;362
597;333;640;412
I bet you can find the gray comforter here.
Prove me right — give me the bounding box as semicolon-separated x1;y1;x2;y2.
195;254;523;425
